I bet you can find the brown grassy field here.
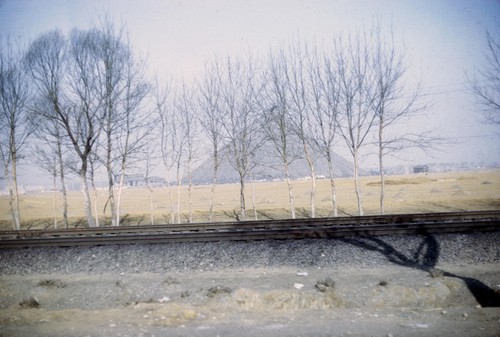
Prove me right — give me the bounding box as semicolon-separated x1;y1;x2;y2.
1;169;499;230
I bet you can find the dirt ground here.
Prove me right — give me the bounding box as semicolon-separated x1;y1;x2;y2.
1;263;499;336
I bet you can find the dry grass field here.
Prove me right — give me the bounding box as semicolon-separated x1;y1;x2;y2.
1;169;499;230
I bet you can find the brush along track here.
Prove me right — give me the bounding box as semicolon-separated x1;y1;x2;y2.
0;210;499;248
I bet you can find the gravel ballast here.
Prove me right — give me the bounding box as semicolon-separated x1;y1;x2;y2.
1;232;498;275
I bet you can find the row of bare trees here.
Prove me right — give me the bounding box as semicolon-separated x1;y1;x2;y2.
3;21;494;229
1;21;152;229
187;29;427;222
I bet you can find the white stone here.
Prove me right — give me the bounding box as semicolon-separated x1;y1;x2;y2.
159;296;171;303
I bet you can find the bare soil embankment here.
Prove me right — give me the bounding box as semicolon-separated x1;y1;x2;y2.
1;265;499;337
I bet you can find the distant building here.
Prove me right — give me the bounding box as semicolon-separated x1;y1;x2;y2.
116;174;145;187
413;165;429;174
114;174;166;187
147;176;166;187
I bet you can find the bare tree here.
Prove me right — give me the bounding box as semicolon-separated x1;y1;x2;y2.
99;26;125;227
112;47;151;226
0;37;33;229
175;81;199;223
169;88;188;224
215;55;263;221
370;25;426;214
260;48;300;219
88;20;151;226
24;30;71;227
308;46;340;216
197;61;225;222
88;21;134;227
155;78;178;223
64;29;107;227
157;81;192;224
333;32;377;216
26;28;105;227
25;24;151;227
284;39;318;218
467;28;500;125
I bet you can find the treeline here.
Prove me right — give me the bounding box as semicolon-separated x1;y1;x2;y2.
1;20;432;229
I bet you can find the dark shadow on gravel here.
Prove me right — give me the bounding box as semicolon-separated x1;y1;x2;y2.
341;234;500;307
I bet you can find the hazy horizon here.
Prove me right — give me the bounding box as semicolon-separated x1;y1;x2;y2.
1;0;499;186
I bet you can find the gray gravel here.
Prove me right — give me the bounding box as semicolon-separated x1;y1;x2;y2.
0;232;499;275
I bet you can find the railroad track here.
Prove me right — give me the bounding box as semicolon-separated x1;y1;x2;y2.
1;210;499;249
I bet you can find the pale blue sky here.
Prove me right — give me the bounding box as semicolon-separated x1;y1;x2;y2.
0;0;499;181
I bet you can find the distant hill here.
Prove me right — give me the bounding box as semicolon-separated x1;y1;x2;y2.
189;145;355;184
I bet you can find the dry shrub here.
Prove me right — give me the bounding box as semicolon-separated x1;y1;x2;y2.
378;280;389;287
315;278;336;292
207;286;232;298
38;279;67;288
163;276;181;285
19;297;39;309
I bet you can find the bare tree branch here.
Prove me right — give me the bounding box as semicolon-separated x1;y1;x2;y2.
467;27;500;125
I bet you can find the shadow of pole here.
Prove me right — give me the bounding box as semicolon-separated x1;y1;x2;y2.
340;234;500;307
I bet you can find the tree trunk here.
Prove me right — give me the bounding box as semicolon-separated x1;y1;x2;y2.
302;141;316;218
326;152;338;217
89;163;99;227
209;168;217;222
187;154;193;223
116;169;126;226
149;186;154;225
144;159;155;225
176;162;182;224
283;161;296;219
52;171;58;229
208;146;219;222
249;173;258;220
353;148;363;216
309;172;317;218
208;183;216;221
80;166;96;227
106;153;116;226
165;176;175;224
378;118;385;215
57;140;69;228
10;152;21;230
239;174;246;221
93;186;99;227
116;154;130;226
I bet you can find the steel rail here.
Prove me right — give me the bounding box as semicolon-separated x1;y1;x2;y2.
0;210;499;248
1;210;497;237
